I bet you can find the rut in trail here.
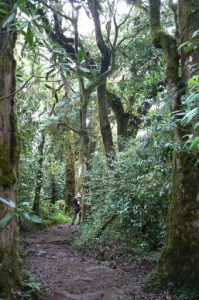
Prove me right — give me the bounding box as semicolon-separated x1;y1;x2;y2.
22;224;168;300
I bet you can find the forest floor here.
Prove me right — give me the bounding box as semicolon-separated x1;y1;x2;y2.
22;224;171;300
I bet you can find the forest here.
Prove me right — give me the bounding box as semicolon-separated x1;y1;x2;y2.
0;0;199;299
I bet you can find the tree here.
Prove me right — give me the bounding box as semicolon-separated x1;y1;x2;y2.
0;1;19;295
32;134;45;214
149;0;199;289
88;0;115;157
65;131;75;212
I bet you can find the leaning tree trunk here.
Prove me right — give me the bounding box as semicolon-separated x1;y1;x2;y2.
32;134;45;215
149;0;199;288
0;5;19;296
106;90;130;151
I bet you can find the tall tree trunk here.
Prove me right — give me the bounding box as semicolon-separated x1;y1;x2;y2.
65;133;75;212
0;4;19;295
149;0;199;288
97;82;114;156
77;82;90;220
32;134;45;215
89;1;114;157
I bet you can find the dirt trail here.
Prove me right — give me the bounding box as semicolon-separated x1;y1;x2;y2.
22;224;169;300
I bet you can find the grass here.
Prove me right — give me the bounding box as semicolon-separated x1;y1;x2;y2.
42;212;71;227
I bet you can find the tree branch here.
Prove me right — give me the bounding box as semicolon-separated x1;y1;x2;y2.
40;0;73;22
0;76;33;102
86;52;116;94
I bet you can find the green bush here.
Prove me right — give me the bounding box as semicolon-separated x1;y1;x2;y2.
81;135;172;250
41;200;71;227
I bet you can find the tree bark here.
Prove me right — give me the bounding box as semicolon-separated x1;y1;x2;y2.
106;91;152;148
106;91;129;151
97;83;114;157
65;133;75;212
89;1;114;158
0;3;19;295
50;175;56;205
32;134;45;215
76;81;90;219
149;0;199;288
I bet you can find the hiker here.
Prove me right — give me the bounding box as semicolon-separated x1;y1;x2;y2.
71;193;82;225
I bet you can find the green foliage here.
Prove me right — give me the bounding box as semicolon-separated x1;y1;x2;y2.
181;73;199;150
42;212;70;228
14;271;43;300
39;199;71;227
0;198;42;232
168;284;199;300
81;129;172;250
49;213;70;224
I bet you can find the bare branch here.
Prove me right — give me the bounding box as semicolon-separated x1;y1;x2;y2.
0;76;33;102
117;6;133;29
112;5;133;48
116;24;148;49
59;122;81;135
40;0;73;23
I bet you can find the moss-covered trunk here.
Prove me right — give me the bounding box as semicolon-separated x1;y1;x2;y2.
149;0;199;289
0;3;19;296
65;137;75;212
157;151;199;288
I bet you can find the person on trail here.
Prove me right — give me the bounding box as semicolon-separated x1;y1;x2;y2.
71;193;82;225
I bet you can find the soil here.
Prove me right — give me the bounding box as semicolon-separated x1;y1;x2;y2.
22;224;171;300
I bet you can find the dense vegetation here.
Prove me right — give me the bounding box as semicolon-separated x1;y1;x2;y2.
0;0;198;298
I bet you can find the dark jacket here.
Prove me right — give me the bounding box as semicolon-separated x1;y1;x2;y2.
73;197;81;212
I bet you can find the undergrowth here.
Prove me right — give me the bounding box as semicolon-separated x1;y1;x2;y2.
13;271;44;300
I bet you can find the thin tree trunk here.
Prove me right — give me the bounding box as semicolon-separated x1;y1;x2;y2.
32;135;45;215
50;175;56;205
77;82;90;220
149;0;199;288
0;4;19;295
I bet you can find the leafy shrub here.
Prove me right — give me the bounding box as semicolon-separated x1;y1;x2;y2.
40;200;71;227
81;135;172;250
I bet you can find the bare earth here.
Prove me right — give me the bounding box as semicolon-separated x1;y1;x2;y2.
22;224;171;300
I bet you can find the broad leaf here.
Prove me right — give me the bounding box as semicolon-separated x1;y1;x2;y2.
0;214;14;229
192;30;199;38
78;66;90;74
18;4;31;16
190;137;199;150
2;12;16;28
77;49;85;64
0;8;8;14
26;25;34;46
20;201;31;207
22;212;42;223
0;197;16;208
